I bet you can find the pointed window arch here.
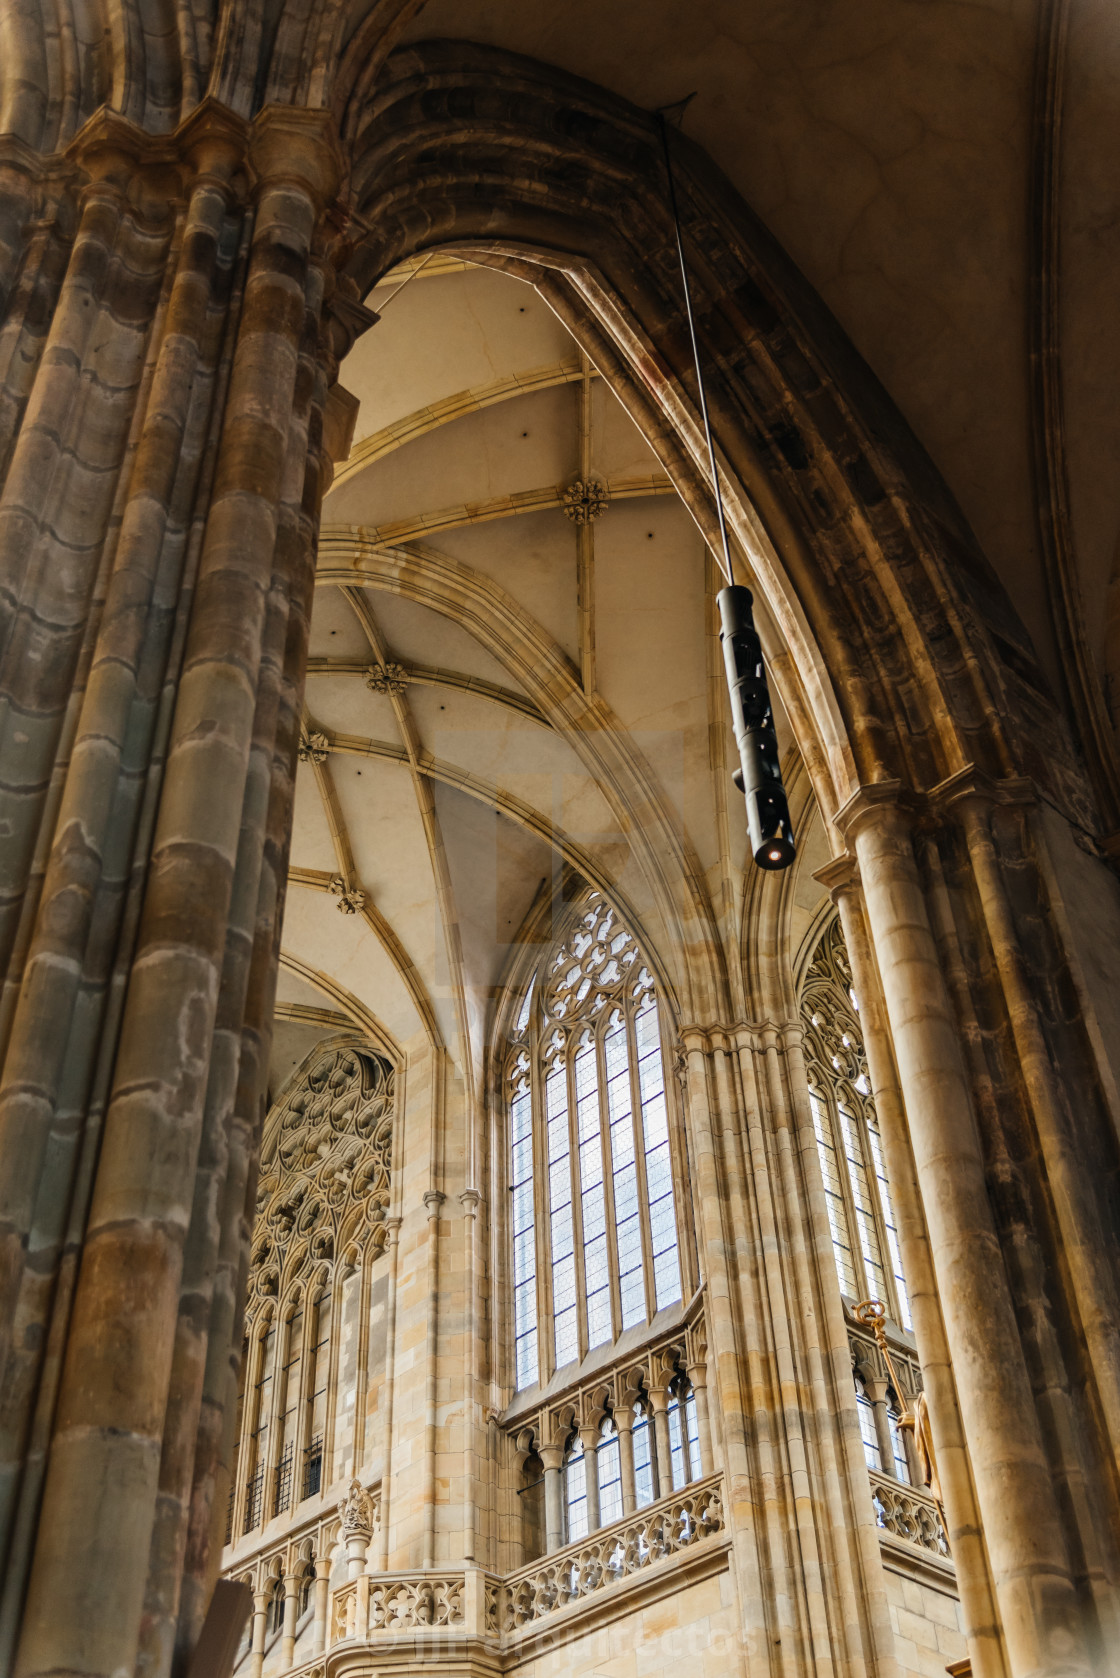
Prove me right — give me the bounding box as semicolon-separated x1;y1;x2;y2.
800;918;911;1330
506;892;684;1392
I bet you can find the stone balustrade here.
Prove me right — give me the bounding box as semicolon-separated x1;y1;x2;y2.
494;1474;725;1632
869;1469;949;1558
331;1572;466;1641
322;1476;725;1654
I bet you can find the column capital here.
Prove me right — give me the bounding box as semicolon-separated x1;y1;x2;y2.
459;1187;482;1216
812;851;860;900
422;1189;446;1217
175;96;251;182
248;105;346;208
64;105;180;189
832;779;910;842
925;764;1035;816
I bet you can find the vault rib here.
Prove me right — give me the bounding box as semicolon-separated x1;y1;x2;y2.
332;358;594;489
300;724;654;951
315;535;731;1020
306;653;549;726
340;586;477;1109
276;949;401;1063
322;472;674;549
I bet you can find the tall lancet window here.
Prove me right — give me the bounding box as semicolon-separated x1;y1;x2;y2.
800;917;911;1331
506;892;684;1392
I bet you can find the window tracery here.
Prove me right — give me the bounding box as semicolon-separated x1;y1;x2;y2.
506;892;684;1393
507;1322;711;1561
800;917;911;1330
231;1043;395;1537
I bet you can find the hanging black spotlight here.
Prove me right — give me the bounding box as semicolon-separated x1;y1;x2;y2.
657;110;796;872
718;585;796;869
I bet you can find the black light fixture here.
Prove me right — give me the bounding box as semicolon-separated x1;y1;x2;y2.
657;109;796;872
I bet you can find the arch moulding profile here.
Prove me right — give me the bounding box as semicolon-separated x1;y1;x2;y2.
339;37;1097;842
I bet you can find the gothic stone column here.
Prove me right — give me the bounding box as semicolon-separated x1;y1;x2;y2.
0;100;372;1678
840;780;1118;1677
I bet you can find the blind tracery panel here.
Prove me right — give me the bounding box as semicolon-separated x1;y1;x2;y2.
507;893;683;1393
801;917;911;1331
230;1043;394;1538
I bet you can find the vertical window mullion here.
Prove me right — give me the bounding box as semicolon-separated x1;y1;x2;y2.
605;1009;645;1333
596;1026;622;1341
575;1030;611;1352
531;1028;551;1388
509;1040;539;1393
625;1005;657;1327
829;1084;871;1301
545;1046;578;1373
567;1046;589;1364
634;997;681;1313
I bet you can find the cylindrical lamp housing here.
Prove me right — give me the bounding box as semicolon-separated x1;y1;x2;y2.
718;584;796;870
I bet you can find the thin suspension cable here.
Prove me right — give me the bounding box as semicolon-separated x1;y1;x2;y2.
372;249;437;311
657;113;733;587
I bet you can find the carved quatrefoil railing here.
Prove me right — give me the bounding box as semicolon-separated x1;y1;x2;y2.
494;1474;725;1631
869;1470;949;1558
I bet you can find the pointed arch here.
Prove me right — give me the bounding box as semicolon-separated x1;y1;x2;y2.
339;37;1094;845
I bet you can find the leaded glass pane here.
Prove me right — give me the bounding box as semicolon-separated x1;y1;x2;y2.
855;1376;882;1473
565;1439;587;1542
636;1002;680;1310
800;918;910;1329
546;1062;578;1369
632;1409;655;1507
510;1069;538;1392
888;1399;911;1483
866;1112;912;1330
597;1421;623;1526
667;1392;687;1490
506;893;687;1389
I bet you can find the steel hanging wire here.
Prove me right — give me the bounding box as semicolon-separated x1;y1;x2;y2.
657;108;796;871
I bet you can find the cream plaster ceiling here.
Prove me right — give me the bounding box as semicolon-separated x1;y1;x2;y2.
273;261;830;1098
274;0;1120;1095
393;0;1120;708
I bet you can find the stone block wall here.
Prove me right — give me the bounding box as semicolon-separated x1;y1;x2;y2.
883;1560;966;1678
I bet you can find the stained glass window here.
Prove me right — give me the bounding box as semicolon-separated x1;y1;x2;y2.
800;918;911;1331
506;893;684;1391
